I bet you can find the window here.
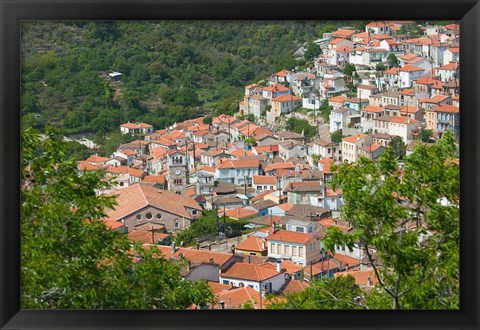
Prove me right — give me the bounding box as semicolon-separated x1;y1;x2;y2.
271;243;276;254
136;214;142;221
174;222;179;228
192;209;197;215
222;280;229;285
299;246;304;257
174;179;183;185
296;227;304;233
146;213;153;220
292;246;297;256
156;213;162;219
119;182;124;187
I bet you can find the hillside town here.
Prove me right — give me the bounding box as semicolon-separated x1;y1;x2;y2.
76;21;459;309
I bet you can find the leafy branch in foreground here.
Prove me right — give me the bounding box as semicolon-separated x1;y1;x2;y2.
324;131;459;309
21;127;214;309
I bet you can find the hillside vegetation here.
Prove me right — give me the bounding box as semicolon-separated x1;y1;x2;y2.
21;21;351;136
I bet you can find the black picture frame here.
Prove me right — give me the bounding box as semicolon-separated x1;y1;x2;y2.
1;0;479;329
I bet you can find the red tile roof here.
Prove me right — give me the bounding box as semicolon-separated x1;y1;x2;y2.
253;176;276;185
276;203;293;212
334;269;378;286
399;65;424;72
254;145;279;154
217;159;259;169
362;105;384;113
274;69;291;77
85;155;110;163
223;207;258;220
433;104;459;113
437;62;458;70
103;220;126;230
106;165;144;178
78;161;102;171
342;134;368;143
272;94;302;102
280;279;309;294
152;245;235;267
266;229;319;244
263;84;290;93
330;29;357;38
235;236;266;252
415;77;440;85
383;67;399;75
214;286;268;309
263;161;295;172
104;184;201;221
221;262;282;282
250;189;276;203
328;95;347;103
329;252;361;267
142;175;166;184
127;230;169;244
120;122;153;129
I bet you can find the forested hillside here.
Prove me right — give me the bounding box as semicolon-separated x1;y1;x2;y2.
21;20;352;136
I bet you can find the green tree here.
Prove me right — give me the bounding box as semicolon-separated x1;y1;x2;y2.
286;117;316;141
268;276;365;309
389;136;407;160
330;130;344;144
21;128;214;309
375;63;387;71
202;115;213;125
343;64;356;91
304;42;321;61
343;63;356;77
318;100;333;122
399;23;423;38
419;127;433;142
325;132;459;309
387;53;400;68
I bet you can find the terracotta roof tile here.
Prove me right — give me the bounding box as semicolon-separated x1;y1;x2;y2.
334;269;378;286
214;286;268;309
235;236;267;252
272;94;302;102
217;159;260;169
152;245;235;267
221;262;282;282
104;184;201;221
253;175;277;185
266;229;319;244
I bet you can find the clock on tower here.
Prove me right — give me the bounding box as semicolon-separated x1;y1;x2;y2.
167;150;187;195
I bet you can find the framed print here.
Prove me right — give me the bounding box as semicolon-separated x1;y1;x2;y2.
1;0;479;329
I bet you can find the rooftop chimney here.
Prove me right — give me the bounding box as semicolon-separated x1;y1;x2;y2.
276;259;282;272
171;242;177;253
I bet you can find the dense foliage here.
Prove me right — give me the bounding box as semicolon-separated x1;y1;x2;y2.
21;21;346;136
323;131;459;309
268;276;365;309
21;128;214;309
174;210;249;246
285;117;316;141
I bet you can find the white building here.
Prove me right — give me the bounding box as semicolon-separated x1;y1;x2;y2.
266;229;322;267
219;262;286;294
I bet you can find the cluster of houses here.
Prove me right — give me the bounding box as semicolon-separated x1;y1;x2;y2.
76;20;459;309
240;21;459;143
77;113;377;308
